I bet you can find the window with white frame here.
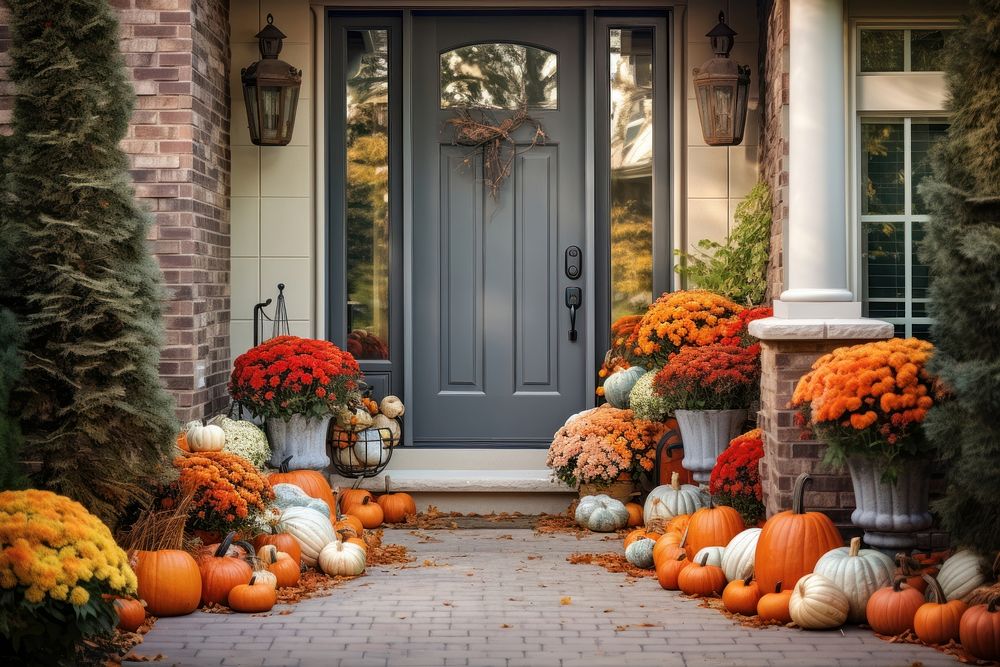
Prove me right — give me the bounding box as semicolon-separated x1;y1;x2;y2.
853;25;954;339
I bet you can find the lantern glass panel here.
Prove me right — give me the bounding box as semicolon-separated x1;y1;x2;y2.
260;86;282;143
711;84;734;137
243;84;260;142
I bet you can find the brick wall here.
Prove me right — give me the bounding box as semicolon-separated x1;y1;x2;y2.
758;0;788;301
0;0;231;422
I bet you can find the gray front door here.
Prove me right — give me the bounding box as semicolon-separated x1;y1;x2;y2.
412;13;588;446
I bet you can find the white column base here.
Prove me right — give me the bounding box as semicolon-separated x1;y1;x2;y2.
749;316;894;341
773;299;862;319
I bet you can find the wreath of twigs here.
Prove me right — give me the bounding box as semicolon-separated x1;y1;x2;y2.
445;106;547;199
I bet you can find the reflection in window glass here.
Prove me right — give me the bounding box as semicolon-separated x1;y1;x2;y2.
345;29;390;360
609;27;654;322
911;30;949;71
911;121;949;214
440;43;557;109
860;30;904;72
861;120;904;215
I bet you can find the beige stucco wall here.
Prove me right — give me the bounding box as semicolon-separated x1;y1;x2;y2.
227;0;762;365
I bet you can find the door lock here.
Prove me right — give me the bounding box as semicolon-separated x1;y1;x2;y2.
565;287;581;342
564;245;582;280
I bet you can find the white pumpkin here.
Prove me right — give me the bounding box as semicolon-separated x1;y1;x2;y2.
278;506;335;567
643;472;708;527
372;413;401;446
186;422;226;452
353;428;386;466
789;573;850;629
721;528;761;582
318;540;367;576
694;546;725;569
575;494;630;532
259;545;289;566
625;538;656;569
938;550;990;601
812;536;894;623
272;483;331;517
333;445;363;468
251;568;278;589
380;395;405;419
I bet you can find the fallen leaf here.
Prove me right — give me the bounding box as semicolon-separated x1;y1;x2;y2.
560;596;572;605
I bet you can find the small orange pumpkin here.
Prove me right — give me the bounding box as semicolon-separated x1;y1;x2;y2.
346;495;384;529
624;528;662;549
723;574;762;616
757;581;793;624
228;575;277;613
377;492;417;523
960;597;1000;661
866;577;925;636
335;514;364;539
665;513;690;536
113;597;146;632
252;528;301;566
656;552;690;591
652;530;685;568
914;574;967;645
197;533;253;607
624;502;643;528
678;552;727;597
339;487;374;513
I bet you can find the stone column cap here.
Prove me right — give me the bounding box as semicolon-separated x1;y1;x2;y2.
749;317;895;341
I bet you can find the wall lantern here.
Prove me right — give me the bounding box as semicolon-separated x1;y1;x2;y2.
241;14;302;146
692;12;751;146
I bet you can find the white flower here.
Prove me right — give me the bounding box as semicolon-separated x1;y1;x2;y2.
629;370;670;422
214;416;271;469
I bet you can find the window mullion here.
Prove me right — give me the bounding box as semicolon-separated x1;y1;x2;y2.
903;117;913;337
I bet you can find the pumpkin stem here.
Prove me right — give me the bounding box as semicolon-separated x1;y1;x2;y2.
849;536;861;558
922;574;946;604
791;473;812;515
249;574;257;586
989;597;999;613
892;576;907;592
679;525;689;548
670;471;680;491
774;581;783;594
280;455;293;473
235;540;256;562
699;552;709;567
676;552;687;562
743;573;754;586
215;531;237;558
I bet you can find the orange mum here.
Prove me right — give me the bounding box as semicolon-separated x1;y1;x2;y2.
633;290;743;364
791;338;941;448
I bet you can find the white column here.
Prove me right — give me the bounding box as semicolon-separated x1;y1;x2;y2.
775;0;860;319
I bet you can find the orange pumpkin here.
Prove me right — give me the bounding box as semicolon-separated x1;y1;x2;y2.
176;431;190;452
625;502;644;528
665;513;690;536
346;536;368;553
228;575;277;614
253;529;302;566
377;492;417;523
757;581;793;624
866;577;925;636
657;424;695;485
685;499;744;558
335;515;364;538
134;549;202;617
753;473;842;595
895;553;930;593
652;530;685;567
268;456;337;515
625;528;662;549
914;575;967;645
113;597;146;632
723;574;762;616
268;553;301;588
346;495;383;529
678;552;727;597
960;597;1000;661
656;552;690;591
339;487;374;513
197;533;253;607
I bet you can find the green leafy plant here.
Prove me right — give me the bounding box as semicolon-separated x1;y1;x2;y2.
674;182;772;305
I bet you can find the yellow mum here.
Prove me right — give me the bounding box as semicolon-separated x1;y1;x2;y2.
0;490;136;607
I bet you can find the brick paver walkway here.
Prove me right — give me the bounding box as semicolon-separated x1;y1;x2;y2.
127;529;957;667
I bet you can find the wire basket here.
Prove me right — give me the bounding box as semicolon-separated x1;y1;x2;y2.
328;417;402;478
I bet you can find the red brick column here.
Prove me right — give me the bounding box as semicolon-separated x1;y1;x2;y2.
0;0;232;422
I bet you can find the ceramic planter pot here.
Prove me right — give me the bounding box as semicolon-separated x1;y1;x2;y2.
674;409;747;483
266;414;332;470
846;455;932;550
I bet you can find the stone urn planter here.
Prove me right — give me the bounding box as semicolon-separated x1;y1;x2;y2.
846;455;932;551
674;409;747;483
266;414;332;470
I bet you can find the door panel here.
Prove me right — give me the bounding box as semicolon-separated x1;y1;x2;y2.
412;13;587;446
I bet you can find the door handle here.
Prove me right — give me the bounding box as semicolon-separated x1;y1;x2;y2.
565;287;581;342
